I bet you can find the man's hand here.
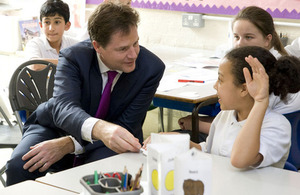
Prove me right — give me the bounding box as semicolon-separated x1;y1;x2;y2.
92;120;141;154
22;136;75;172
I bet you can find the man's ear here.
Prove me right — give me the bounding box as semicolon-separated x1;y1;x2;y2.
92;40;103;54
240;83;249;97
64;21;71;31
39;22;43;28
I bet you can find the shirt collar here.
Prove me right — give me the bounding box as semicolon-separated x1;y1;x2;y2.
231;107;272;125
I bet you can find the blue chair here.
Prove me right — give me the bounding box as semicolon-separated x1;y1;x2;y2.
283;110;300;171
283;161;298;172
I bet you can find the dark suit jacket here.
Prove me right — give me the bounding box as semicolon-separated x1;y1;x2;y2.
29;40;165;149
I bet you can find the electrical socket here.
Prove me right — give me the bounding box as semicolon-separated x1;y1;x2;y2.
182;13;204;28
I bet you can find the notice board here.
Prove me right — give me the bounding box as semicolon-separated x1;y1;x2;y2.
86;0;300;19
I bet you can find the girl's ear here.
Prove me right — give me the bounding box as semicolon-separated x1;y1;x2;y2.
39;22;43;28
264;34;272;49
240;83;249;97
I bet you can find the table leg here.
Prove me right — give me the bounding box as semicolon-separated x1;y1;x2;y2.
159;107;164;132
191;97;218;143
191;105;200;143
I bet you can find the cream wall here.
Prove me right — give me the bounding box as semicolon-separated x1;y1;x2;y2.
86;5;300;53
136;8;300;51
1;2;299;54
136;8;229;51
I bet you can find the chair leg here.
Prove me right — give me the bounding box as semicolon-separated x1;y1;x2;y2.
0;107;12;127
14;111;23;133
167;109;173;131
0;165;7;187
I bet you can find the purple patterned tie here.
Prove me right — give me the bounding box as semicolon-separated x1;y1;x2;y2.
95;71;118;119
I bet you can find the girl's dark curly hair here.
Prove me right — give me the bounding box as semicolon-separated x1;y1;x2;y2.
225;46;300;100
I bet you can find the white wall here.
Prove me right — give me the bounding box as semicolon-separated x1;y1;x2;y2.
1;2;300;54
86;5;300;53
0;0;42;53
138;8;300;51
137;8;230;51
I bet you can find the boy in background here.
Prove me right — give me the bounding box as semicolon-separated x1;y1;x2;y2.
25;0;79;69
21;0;79;125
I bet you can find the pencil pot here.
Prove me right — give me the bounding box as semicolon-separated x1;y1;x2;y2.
80;172;143;195
98;178;121;193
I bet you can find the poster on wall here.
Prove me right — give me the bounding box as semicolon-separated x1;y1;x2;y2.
66;0;86;28
86;0;300;19
18;18;41;50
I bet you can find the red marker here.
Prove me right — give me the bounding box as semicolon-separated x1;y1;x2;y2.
178;79;205;83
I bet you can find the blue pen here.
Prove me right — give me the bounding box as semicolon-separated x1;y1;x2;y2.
123;172;127;190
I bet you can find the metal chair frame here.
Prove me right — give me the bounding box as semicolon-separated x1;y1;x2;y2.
9;59;56;130
0;60;56;186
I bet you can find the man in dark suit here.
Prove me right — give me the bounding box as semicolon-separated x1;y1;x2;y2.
6;3;165;186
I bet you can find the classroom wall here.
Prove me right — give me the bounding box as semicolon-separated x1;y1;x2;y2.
86;4;300;53
1;2;300;54
136;8;229;51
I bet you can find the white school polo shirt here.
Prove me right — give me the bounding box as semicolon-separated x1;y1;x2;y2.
200;108;291;168
285;37;300;58
269;92;300;114
25;35;79;60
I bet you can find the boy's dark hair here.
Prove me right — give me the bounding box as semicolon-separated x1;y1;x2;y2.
225;46;300;101
233;6;288;56
40;0;70;23
88;3;139;48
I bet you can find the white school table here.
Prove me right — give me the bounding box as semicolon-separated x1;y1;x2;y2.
36;153;147;194
36;152;300;194
0;180;78;195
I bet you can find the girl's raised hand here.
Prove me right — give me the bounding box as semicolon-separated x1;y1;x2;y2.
244;55;269;102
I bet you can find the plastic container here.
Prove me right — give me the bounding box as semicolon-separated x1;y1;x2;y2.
80;172;143;195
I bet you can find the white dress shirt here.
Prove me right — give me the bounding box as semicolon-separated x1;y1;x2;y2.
74;53;121;154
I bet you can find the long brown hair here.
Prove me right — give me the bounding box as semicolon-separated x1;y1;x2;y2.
233;6;288;56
